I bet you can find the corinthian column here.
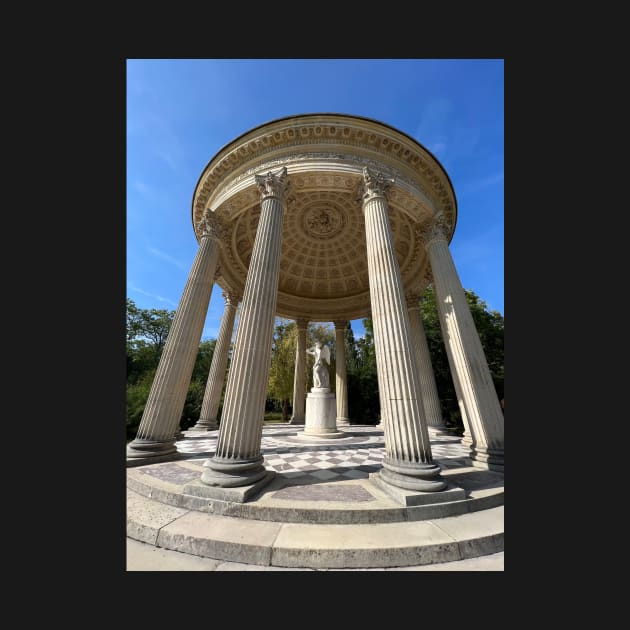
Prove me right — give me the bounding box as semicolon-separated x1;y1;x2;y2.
201;167;289;488
361;167;446;492
127;211;223;464
406;288;447;430
420;215;504;471
290;318;308;425
334;320;350;426
190;290;240;431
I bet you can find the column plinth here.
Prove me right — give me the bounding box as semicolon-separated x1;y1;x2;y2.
127;212;223;464
361;167;446;492
201;167;289;488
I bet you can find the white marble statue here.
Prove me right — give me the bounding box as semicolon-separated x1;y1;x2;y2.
306;341;330;389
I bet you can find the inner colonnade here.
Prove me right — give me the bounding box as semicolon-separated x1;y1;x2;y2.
126;114;504;500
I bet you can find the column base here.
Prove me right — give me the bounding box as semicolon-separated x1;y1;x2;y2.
295;429;347;441
201;455;268;488
189;418;218;432
470;446;504;472
379;457;447;492
126;438;178;467
336;416;351;426
370;473;466;507
184;471;275;503
289;416;305;425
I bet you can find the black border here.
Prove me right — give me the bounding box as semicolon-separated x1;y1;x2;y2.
35;53;542;600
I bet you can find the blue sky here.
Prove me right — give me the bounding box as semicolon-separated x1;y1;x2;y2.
127;59;503;340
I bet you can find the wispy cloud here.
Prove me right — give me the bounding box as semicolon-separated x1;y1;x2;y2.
148;247;186;270
128;104;184;172
415;98;453;142
414;98;481;163
156;150;178;172
451;225;503;272
460;172;504;197
432;141;448;156
133;180;157;200
129;284;177;307
147;113;184;172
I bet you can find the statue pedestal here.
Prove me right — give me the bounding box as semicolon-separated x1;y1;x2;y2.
296;388;346;440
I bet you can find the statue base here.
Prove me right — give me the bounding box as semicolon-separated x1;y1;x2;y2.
297;388;346;439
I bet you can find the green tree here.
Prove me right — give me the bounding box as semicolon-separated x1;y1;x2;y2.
346;317;380;424
126;298;219;438
126;298;175;384
268;320;297;421
126;368;156;439
343;321;359;374
419;286;504;429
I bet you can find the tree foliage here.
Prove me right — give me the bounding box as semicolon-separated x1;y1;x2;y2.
266;320;336;421
126;298;217;439
126;286;503;437
346;317;380;424
268;320;297;421
341;288;504;428
419;286;504;428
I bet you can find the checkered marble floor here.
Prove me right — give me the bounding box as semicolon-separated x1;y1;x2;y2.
178;424;469;484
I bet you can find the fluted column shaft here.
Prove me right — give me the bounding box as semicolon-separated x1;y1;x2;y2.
192;291;239;431
202;167;289;488
361;167;446;492
127;213;222;462
334;321;350;425
423;217;504;471
407;298;446;429
290;320;308;425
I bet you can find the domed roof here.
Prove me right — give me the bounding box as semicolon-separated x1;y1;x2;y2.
192;113;457;321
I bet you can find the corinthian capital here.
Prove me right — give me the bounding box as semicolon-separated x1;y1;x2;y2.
417;213;450;248
222;290;240;307
361;166;395;204
255;166;289;203
197;210;227;242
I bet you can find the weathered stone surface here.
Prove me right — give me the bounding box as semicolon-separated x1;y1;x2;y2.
193;291;239;431
422;218;504;470
183;472;276;503
290;320;308;424
361;167;446;493
157;511;282;565
301;390;343;438
126;538;503;571
126;488;189;545
271;520;461;568
407;298;446;429
370;474;466;506
334;320;350;426
203;167;288;488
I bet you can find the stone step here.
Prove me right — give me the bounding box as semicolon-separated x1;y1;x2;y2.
127;466;504;525
127;488;504;569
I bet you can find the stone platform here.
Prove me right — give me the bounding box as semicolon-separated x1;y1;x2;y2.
127;424;504;569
